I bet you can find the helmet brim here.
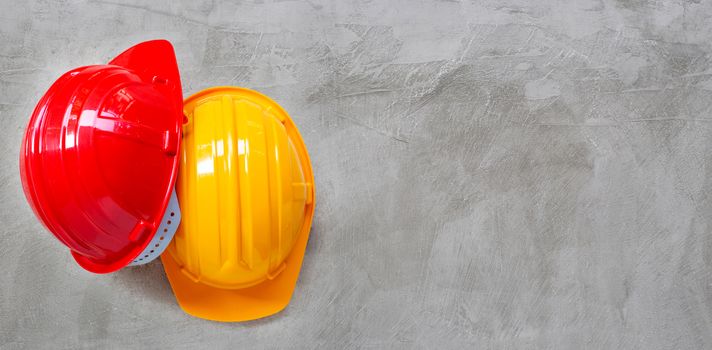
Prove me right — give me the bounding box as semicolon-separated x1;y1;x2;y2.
161;220;312;322
108;39;183;116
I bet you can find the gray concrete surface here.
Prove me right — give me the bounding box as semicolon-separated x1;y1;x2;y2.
2;0;712;348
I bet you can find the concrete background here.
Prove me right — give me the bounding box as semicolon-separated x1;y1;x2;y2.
2;0;712;348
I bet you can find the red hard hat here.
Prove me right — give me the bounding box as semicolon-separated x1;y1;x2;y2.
20;40;184;273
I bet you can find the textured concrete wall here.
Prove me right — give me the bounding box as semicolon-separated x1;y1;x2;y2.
2;0;712;349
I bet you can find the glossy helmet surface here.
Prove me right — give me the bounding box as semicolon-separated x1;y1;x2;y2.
162;87;315;321
20;40;184;273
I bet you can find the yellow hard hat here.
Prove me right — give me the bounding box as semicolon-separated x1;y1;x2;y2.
161;86;315;322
